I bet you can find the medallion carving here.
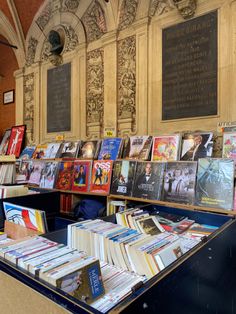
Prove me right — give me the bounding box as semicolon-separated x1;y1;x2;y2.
117;36;136;133
61;0;80;12
86;49;104;127
172;0;197;19
24;73;35;144
36;4;52;31
149;0;174;17
82;1;107;43
118;0;138;31
26;37;38;67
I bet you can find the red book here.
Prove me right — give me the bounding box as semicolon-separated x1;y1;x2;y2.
55;161;74;190
71;160;92;193
89;160;113;194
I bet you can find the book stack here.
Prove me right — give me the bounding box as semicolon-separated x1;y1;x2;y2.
68;219;186;279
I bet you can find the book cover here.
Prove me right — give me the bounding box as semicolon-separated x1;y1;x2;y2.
39;161;58;189
195;158;234;209
151;134;180;162
3;202;46;233
57;141;80;158
222;132;236;162
55;161;74;190
32;144;48;159
136;216;165;236
132;161;165;200
16;160;33;183
77;141;100;159
162;161;197;204
71;160;92;192
89;160;113;194
28;161;45;186
110;160;137;196
56;259;104;304
98;138;122;160
123;136;153;160
6;125;26;157
180;132;213;161
19;146;36;160
0;129;11;155
43;143;62;159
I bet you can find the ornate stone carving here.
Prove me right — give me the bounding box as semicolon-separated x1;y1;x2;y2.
149;0;174;17
26;37;38;67
36;4;52;31
86;49;104;126
82;1;107;43
24;73;35;144
172;0;197;19
63;25;79;52
117;36;136;133
61;0;80;12
118;0;138;31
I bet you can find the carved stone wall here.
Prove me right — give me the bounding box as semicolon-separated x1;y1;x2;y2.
118;0;139;31
26;37;38;67
148;0;174;17
23;73;35;144
86;48;104;138
117;36;136;135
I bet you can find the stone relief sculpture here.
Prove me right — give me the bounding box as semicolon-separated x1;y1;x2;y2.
148;0;174;17
24;73;35;144
36;4;52;31
172;0;197;19
118;0;138;31
25;37;38;67
61;0;80;12
86;49;104;132
82;1;107;43
117;36;136;131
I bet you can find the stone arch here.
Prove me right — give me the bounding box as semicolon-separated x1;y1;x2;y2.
0;10;25;68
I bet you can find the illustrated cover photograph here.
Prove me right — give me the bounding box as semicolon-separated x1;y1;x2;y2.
28;161;45;186
0;129;11;155
39;161;58;189
19;146;36;160
55;161;74;190
6;125;26;157
151;134;181;162
16;160;34;183
195;158;234;210
98;138;122;160
180;132;213;161
3;201;47;233
71;160;92;192
222;132;236;162
137;216;164;236
132;161;165;200
43;142;62;159
123;136;153;160
57;141;80;158
77;140;100;159
32;144;48;159
90;160;113;194
163;161;197;204
110;160;137;196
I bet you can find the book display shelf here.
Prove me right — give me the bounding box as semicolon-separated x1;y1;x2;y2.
0;191;236;313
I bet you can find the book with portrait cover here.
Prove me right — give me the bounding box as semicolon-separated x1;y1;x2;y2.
55;161;74;190
77;140;101;160
222;132;236;162
151;134;181;162
180;132;213;161
97;138;123;160
162;161;197;204
195;158;234;210
32;144;48;159
39;161;58;189
43;143;62;159
71;160;92;192
28;161;45;186
132;161;165;200
89;160;113;194
123;136;153;160
56;141;80;158
19;146;36;160
110;160;137;196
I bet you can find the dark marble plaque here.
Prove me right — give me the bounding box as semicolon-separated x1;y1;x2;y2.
47;63;71;133
162;11;217;120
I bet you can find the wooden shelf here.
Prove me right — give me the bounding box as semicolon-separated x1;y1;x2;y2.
0;155;16;162
109;194;236;216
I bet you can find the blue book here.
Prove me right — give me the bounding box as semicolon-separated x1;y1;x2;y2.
98;138;123;160
19;146;36;159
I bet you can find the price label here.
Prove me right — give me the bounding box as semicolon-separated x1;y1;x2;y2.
56;134;64;141
104;128;116;138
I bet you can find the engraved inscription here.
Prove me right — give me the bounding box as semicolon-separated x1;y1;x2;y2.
162;11;217;120
47;63;71;132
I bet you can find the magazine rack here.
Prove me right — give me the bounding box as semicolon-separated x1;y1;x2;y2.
0;194;235;313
